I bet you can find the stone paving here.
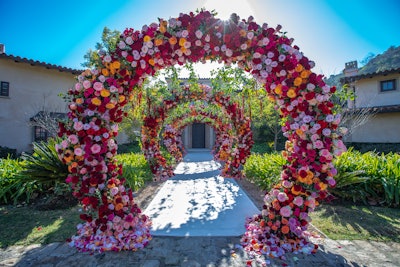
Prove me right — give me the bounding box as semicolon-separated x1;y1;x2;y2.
1;235;400;267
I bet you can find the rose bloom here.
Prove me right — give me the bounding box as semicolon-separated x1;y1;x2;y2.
293;196;304;207
91;144;101;154
277;192;288;202
74;147;84;157
280;205;292;217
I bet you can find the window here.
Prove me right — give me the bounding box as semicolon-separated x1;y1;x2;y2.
34;126;49;142
380;79;396;92
0;81;9;96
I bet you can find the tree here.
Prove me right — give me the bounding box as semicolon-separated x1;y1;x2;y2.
81;27;121;68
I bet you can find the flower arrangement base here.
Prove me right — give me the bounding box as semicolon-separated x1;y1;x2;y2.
68;218;152;252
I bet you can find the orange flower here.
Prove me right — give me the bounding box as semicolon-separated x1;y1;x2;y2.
100;89;110;97
143;35;151;42
281;225;290;234
106;103;115;109
274;84;282;95
112;61;120;69
301;70;311;79
281;218;289;225
154;38;163;46
295;64;304;73
91;97;102;106
319;182;328;191
159;20;167;33
76;98;84;105
148;58;155;66
169;36;177;45
115;203;124;211
119;95;126;103
239;29;247;37
294;77;303;86
101;68;109;76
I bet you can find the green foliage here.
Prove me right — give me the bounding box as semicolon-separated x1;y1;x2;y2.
0;138;68;204
243;153;286;191
0;157;24;203
117;142;142;154
116;153;153;191
82;27;121;68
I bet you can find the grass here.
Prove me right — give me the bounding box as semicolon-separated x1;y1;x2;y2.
0;205;80;248
310;202;400;242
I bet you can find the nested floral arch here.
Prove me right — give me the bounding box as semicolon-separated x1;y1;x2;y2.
161;105;245;175
141;83;252;179
57;9;346;259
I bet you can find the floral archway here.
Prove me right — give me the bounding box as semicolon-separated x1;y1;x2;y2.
57;9;346;259
162;107;241;174
141;83;253;180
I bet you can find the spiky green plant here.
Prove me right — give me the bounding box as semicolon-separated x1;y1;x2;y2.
0;138;69;204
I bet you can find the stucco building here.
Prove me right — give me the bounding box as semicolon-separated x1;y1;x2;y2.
0;51;80;153
341;61;400;143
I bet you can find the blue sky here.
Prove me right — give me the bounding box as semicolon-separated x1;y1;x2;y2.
1;0;399;77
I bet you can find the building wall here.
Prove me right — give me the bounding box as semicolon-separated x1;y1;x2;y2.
349;112;400;143
0;58;76;153
354;73;400;108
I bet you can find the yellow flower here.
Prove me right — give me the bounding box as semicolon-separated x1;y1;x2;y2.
239;29;247;37
179;37;186;47
91;97;102;106
287;88;296;98
100;89;110;97
294;77;303;86
143;35;151;42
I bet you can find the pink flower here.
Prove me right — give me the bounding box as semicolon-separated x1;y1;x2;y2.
73;121;84;131
68;134;78;145
82;80;91;89
93;82;103;91
91;144;101;154
280;205;292;217
293;196;304;207
74;147;84;156
277;192;288;202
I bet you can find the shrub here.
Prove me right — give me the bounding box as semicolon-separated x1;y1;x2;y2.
0;157;24;203
244;153;286;191
116;153;153;191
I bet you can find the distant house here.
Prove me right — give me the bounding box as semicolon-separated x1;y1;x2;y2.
341;60;400;144
0;49;80;153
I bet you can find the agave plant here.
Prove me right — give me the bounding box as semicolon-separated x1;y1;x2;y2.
0;138;69;204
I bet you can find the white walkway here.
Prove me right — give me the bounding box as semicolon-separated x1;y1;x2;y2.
144;150;260;236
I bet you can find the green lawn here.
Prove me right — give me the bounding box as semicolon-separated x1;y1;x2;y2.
311;203;400;242
0;205;80;248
